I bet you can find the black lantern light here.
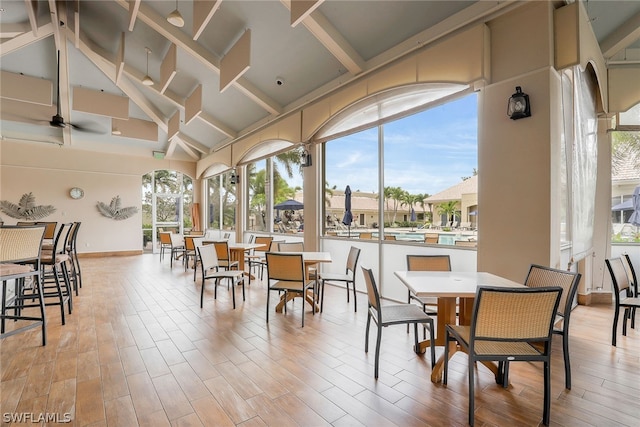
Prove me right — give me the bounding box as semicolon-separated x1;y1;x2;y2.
230;169;239;184
507;86;531;120
301;149;312;167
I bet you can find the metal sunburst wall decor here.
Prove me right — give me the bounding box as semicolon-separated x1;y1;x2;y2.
96;196;139;221
0;192;56;220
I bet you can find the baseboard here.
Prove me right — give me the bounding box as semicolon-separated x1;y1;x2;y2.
578;292;612;306
78;250;143;258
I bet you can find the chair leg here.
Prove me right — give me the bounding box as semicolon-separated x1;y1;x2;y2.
351;280;357;312
443;330;450;385
428;322;435;367
374;324;382;378
266;288;270;323
612;307;620;346
543;360;551;425
562;332;571;390
622;308;629;336
320;280;326;313
231;278;236;309
468;352;475;426
364;312;371;353
200;278;205;308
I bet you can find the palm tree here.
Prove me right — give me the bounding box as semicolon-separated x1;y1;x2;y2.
383;186;408;224
436;201;459;226
612;131;640;174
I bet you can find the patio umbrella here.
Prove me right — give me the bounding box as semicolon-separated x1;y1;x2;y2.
612;199;633;211
342;185;353;237
273;199;304;210
629;185;640;227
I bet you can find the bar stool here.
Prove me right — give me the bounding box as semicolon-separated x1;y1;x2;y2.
1;225;47;345
39;223;74;325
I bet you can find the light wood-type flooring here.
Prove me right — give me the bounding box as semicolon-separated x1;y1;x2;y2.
2;254;640;426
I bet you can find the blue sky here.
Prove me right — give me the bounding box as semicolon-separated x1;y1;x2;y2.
324;93;478;197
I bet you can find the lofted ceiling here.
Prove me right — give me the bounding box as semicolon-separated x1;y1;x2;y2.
1;0;639;161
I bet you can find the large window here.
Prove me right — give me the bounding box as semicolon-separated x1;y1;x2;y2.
142;170;193;253
206;170;236;231
247;147;305;234
323;92;478;244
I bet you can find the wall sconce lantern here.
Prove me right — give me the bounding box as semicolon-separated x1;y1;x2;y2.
301;149;312;167
230;169;239;184
507;86;531;120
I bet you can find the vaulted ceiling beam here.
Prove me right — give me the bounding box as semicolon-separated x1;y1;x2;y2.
113;0;281;115
193;0;222;41
128;0;141;31
24;0;39;36
177;132;209;155
601;11;640;59
0;22;53;57
280;0;363;75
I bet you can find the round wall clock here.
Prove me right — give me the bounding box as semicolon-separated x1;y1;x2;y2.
69;187;84;200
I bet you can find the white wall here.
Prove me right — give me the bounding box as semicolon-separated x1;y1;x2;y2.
0;140;196;254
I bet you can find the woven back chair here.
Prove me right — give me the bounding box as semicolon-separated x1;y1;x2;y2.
523;264;581;389
361;266;435;378
168;233;185;268
247;236;273;280
212;241;239;271
40;223;74;325
183;236;198;272
319;246;361;313
424;233;439;244
605;258;640;346
197;244;244;309
278;242;304;252
265;252;315;327
0;225;47;345
454;240;477;247
159;232;172;262
406;255;451;317
443;285;562;426
37;222;58;240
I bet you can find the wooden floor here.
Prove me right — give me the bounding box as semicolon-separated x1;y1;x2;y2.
2;254;640;426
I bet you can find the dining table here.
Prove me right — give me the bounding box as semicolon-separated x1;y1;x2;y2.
275;251;332;313
394;270;523;383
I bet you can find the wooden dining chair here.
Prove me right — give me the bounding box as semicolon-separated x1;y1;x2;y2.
443;285;562;426
523;264;581;389
361;266;435;379
605;257;640;346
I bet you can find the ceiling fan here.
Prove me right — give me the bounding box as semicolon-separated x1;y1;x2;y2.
48;50;101;133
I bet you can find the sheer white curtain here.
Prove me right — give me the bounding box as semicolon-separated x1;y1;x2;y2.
563;66;598;262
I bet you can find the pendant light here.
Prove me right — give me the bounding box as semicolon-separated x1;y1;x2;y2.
167;0;184;28
142;47;154;86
